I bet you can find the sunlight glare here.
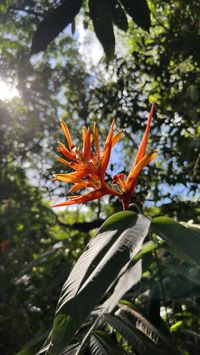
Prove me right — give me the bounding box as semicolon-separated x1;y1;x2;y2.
77;22;103;65
0;79;19;101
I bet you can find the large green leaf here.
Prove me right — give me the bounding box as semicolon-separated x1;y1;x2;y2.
89;330;124;355
89;0;115;60
120;0;151;31
146;283;162;330
152;216;200;266
166;259;200;287
75;261;142;354
17;330;49;355
42;211;150;354
163;276;199;299
100;260;142;313
105;312;160;355
31;0;83;54
105;306;180;355
62;343;80;355
111;0;128;32
133;240;161;262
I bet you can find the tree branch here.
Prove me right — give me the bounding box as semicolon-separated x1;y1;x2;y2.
57;217;105;233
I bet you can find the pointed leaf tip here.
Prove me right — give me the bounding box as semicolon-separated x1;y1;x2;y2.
48;212;150;352
120;0;151;32
89;0;115;60
31;0;83;54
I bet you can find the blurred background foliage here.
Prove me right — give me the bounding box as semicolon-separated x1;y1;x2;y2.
0;0;199;354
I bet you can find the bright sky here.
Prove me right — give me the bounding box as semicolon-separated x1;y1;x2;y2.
0;79;19;101
0;23;103;103
77;22;103;66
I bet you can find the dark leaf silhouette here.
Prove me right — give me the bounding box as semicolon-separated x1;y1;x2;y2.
120;0;151;31
106;306;180;355
89;330;124;355
31;0;83;54
112;0;128;32
89;0;115;60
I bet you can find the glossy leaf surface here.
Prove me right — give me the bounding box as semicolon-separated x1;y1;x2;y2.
152;217;200;266
45;211;150;353
106;306;179;355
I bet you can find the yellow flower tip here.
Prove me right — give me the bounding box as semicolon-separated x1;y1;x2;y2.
93;122;100;158
82;126;87;142
60;119;66;133
125;149;158;192
93;122;99;141
57;140;62;147
60;119;73;148
112;130;123;147
90;133;93;143
149;149;158;162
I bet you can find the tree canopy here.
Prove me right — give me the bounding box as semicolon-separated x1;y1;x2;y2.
0;0;199;354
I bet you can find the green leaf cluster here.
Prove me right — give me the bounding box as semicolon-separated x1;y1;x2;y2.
0;1;199;354
30;0;151;59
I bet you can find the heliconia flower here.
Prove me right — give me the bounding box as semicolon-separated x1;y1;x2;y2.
112;104;157;209
52;119;122;207
53;105;157;209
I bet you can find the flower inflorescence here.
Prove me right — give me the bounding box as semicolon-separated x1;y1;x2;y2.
53;105;157;210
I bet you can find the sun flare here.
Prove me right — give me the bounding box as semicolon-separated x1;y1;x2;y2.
0;79;19;101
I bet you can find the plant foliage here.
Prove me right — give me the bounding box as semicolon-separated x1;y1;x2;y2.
31;0;151;58
0;1;199;354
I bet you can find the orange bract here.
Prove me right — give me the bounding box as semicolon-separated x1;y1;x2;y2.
53;105;157;209
53;119;122;207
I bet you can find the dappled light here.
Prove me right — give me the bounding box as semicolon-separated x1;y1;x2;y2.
0;79;19;101
0;1;199;355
